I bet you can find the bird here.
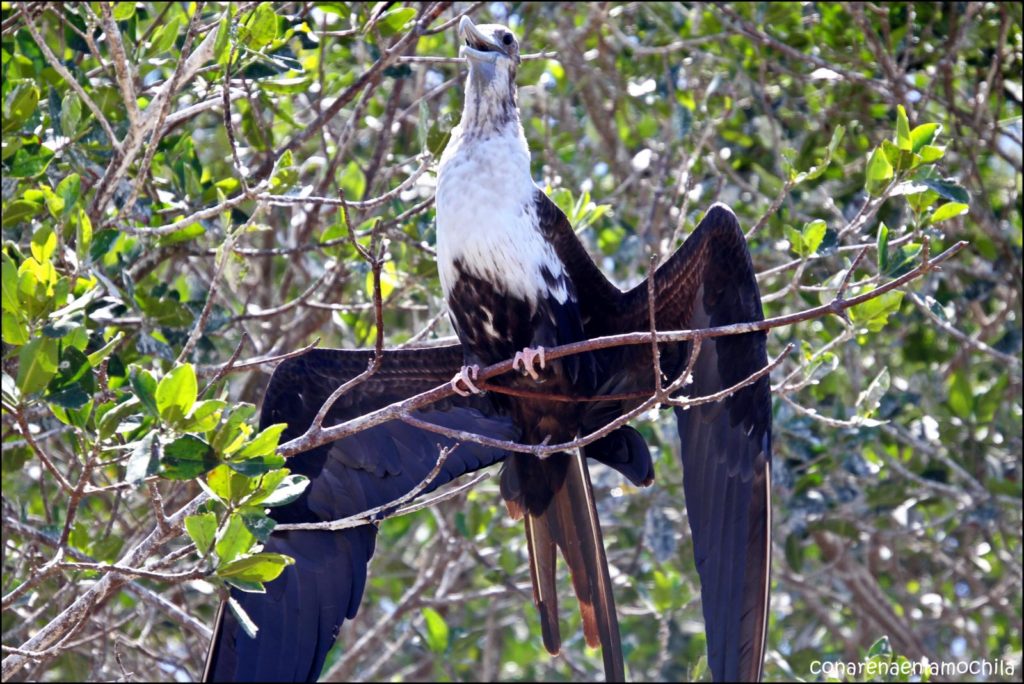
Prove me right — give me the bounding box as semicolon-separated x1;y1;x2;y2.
204;15;772;684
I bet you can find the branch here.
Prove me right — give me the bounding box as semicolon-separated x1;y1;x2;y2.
278;240;968;459
273;446;455;532
0;495;207;678
261;2;453;176
17;5;120;150
195;337;320;379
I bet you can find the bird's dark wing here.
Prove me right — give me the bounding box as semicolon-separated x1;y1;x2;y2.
533;191;625;328
621;204;772;682
203;346;519;682
535;195;771;680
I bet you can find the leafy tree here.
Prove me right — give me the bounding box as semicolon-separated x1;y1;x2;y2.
2;2;1020;681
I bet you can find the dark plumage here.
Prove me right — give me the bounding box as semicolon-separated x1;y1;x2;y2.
204;15;771;684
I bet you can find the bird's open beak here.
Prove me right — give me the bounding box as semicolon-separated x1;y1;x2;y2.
458;16;502;65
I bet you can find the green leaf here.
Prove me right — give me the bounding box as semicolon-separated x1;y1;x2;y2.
45;347;94;409
2;312;29;345
227;453;285;477
185;399;227;432
881;139;908;171
41;185;65;219
211;403;256;455
185;512;218;555
801;219;826;255
785;226;804;257
850;290;904;333
895;105;912;151
269;149;298;194
3;83;39;133
126;432;160;485
97;396;142;438
207;463;254;504
2;252;20;314
2;199;44;227
90;229;120;261
420;607;450;653
156;364;198;425
68;521;91;554
9;145;55;178
916;145;945;164
130;366;160;417
930;202;969;224
86;331;125;368
213;15;230;61
56;174;81;219
48;346;92;390
946;371;973;419
16;336;59;395
256;473;310;507
243;3;279;49
31;226;57;262
236;423;286;459
376;7;416;36
427;120;451;156
876;222;890;273
868;636;893;658
239;508;277;541
785;532;805;572
155;221;205;247
886;243;922;277
918;179;969;204
339;161;366;200
218;552;294;582
113;2;136;20
366;260;398;300
60;91;82;136
910;123;940;152
149;16;181;55
797;124;845;182
216;512;255;564
856;368;890;418
75;210;93;261
161;434;219;479
865;146;893;196
976;376;1008;424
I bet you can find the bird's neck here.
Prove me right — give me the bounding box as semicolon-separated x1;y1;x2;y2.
458;73;520;138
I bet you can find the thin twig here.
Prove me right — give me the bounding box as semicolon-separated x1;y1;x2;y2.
278;240;968;460
274;446;455;531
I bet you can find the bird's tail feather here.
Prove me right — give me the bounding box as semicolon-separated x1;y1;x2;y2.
504;452;625;682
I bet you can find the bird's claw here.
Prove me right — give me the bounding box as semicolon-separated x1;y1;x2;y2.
451;365;483;396
513;346;546;381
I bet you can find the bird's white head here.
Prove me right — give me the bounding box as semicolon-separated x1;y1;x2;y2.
458;16;521;135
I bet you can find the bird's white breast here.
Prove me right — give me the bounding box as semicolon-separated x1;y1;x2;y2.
435;126;568;308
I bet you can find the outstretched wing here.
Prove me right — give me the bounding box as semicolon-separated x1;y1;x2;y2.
547;199;772;682
638;204;772;682
204;346;519;682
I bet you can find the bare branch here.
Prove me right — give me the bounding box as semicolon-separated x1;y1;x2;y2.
278;240;969;460
273;446;455;532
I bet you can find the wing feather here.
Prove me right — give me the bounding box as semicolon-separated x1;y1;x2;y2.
593;204;773;682
204;346;518;682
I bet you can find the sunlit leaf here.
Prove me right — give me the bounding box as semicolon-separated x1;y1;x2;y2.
156;364;198;425
421;607;450;653
185;512;218;555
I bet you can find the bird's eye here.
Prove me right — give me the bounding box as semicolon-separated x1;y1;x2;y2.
502;33;513;46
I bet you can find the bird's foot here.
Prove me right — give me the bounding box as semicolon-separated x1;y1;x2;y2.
513;346;547;381
450;364;483;396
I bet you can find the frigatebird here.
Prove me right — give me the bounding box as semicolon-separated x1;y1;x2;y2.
204;15;772;684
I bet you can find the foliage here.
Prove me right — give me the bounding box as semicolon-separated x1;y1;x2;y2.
1;2;1020;682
